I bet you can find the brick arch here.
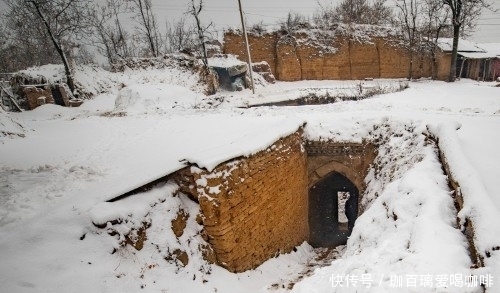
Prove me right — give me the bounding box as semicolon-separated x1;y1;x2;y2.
306;141;377;216
308;160;364;194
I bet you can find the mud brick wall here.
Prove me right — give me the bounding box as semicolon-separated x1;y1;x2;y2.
175;130;309;272
376;39;409;78
223;31;279;77
276;36;302;81
435;51;451;80
224;31;437;81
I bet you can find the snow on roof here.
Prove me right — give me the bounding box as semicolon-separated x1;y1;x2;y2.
436;38;486;53
458;51;498;59
14;64;119;98
477;43;500;57
207;54;246;68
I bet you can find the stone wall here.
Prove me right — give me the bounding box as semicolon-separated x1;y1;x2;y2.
224;30;438;81
21;85;70;110
22;86;55;110
175;130;309;272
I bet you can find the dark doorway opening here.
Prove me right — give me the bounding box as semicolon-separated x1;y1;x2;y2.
309;171;359;247
51;86;65;106
457;56;469;79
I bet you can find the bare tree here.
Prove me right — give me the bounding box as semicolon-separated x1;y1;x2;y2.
165;18;196;53
280;12;308;34
395;0;422;80
1;0;71;72
128;0;162;57
90;0;131;64
313;0;392;26
420;0;451;78
187;0;212;68
22;0;92;94
367;0;393;25
321;0;393;25
442;0;493;81
336;0;370;24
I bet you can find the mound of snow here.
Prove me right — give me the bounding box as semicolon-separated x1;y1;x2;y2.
15;64;118;99
114;84;203;114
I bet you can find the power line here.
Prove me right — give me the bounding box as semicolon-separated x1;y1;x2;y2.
244;12;283;19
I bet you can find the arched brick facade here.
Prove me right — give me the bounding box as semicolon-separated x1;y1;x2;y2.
173;134;377;272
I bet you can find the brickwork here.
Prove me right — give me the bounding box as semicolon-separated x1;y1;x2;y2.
175;130;309;272
224;30;439;81
306;141;377;207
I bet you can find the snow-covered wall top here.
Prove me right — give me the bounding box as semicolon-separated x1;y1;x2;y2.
227;23;403;48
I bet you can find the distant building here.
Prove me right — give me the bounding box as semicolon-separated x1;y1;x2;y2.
478;43;500;81
436;38;500;81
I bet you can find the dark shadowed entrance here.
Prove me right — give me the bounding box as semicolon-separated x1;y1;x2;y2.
309;171;359;247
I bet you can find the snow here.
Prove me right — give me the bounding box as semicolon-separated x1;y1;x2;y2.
1;65;500;293
0;108;25;137
436;38;486;53
208;54;247;68
478;43;500;57
293;121;475;293
15;64;119;98
114;84;203;113
428;122;500;282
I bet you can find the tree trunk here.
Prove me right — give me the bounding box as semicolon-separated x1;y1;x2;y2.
448;24;461;82
408;49;414;80
30;1;76;94
137;0;157;57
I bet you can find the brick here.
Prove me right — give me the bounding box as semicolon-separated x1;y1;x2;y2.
175;130;308;272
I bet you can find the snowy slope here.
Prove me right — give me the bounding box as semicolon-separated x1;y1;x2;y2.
1;75;500;293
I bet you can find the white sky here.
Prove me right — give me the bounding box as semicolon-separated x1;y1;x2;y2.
0;0;498;44
153;0;500;44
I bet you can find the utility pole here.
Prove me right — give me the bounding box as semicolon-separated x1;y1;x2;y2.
237;0;255;94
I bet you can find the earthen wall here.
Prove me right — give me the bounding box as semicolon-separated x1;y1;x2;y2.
175;130;309;272
223;32;279;78
224;31;439;81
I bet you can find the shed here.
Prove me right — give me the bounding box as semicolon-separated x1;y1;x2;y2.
436;38;497;81
478;43;500;81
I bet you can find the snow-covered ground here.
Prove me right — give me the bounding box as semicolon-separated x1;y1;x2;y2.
1;69;499;293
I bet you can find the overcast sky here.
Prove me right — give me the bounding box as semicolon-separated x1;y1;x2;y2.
0;0;498;43
153;0;500;43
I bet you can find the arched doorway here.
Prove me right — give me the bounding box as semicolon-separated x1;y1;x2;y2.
309;171;359;247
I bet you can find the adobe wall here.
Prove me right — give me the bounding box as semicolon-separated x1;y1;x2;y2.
175;130;309;273
224;31;436;81
223;31;279;78
435;51;451;80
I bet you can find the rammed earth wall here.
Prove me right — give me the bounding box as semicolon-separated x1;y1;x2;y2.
175;130;309;272
223;29;449;81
